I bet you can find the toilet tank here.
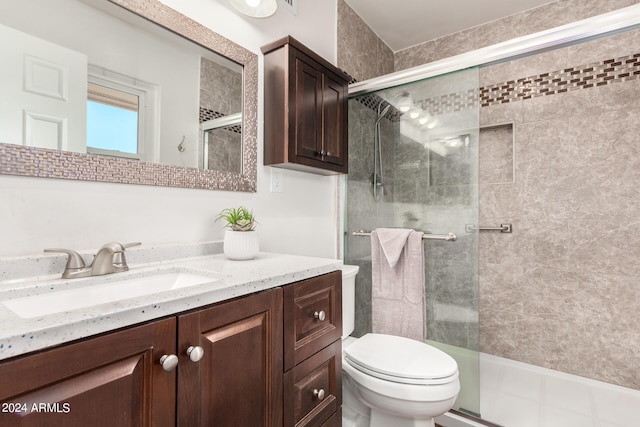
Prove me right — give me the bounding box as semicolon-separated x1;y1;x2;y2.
341;264;359;339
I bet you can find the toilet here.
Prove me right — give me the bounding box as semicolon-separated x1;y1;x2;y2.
340;265;460;427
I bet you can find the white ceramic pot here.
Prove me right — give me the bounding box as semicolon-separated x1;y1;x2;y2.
223;230;259;260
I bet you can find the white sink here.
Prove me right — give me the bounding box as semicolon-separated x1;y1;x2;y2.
3;271;219;319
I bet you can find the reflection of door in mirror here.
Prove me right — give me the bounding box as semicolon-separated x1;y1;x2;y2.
0;23;87;152
199;57;243;174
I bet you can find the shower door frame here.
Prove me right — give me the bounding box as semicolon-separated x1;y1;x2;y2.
348;4;640;98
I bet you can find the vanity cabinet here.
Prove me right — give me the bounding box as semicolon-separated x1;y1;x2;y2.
0;318;177;427
262;36;351;175
283;270;342;426
0;271;341;427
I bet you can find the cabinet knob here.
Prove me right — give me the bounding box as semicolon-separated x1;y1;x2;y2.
325;151;333;157
159;354;179;372
186;345;205;362
314;310;326;321
313;389;326;401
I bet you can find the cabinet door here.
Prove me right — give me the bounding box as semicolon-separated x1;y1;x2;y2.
177;288;283;427
321;73;347;169
0;318;177;427
293;53;323;161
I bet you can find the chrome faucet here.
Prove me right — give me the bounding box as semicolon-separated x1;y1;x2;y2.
45;242;141;279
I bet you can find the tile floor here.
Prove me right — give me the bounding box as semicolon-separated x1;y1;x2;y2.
478;353;640;427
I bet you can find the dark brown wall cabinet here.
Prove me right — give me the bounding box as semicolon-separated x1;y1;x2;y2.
0;272;341;427
262;36;351;175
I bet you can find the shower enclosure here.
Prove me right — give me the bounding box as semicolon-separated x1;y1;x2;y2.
345;67;481;416
343;5;640;426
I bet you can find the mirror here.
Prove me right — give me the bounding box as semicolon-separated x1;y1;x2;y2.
0;0;257;191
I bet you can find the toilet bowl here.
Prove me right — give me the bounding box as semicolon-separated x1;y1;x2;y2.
340;265;460;427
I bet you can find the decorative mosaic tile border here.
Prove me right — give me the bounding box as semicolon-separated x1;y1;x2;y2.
418;89;479;116
0;0;258;192
353;52;640;118
480;52;640;107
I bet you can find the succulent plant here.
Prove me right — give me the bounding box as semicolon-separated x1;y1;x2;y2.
215;206;257;232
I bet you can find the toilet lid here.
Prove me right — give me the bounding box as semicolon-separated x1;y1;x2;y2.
344;334;458;385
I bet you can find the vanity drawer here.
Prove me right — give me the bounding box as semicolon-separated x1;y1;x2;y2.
284;340;342;427
283;270;342;370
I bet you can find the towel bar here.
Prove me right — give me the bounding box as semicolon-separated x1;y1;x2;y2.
352;230;457;242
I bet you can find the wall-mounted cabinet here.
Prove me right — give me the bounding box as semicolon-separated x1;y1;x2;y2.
262;36;351;175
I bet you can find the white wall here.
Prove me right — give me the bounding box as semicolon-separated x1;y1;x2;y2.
0;0;340;258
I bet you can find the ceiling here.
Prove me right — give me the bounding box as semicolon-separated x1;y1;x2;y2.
343;0;556;52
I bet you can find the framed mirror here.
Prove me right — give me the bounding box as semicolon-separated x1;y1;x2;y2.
0;0;258;192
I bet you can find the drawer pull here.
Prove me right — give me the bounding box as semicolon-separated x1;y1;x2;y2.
313;388;326;401
186;345;205;362
313;310;326;321
159;354;179;372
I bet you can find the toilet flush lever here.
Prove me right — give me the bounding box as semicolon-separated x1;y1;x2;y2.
314;311;326;321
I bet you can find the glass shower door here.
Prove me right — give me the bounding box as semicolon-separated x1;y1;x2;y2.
345;66;480;416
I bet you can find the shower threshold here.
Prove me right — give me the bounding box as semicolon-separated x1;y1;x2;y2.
437;410;503;427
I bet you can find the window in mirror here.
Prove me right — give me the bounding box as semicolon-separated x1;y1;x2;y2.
87;82;140;159
86;68;159;162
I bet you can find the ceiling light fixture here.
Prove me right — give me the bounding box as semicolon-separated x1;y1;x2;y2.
395;92;413;113
229;0;277;18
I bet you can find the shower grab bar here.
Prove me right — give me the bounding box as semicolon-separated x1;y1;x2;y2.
352;230;457;242
465;223;512;233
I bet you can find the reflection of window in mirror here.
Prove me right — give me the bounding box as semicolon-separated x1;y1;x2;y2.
87;82;140;159
86;68;159;162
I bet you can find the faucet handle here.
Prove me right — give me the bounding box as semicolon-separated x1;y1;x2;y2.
44;248;87;278
44;248;86;269
113;242;142;272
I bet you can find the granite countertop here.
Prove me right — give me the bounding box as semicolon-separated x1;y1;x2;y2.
0;252;341;361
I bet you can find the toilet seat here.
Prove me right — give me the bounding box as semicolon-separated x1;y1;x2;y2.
344;333;458;385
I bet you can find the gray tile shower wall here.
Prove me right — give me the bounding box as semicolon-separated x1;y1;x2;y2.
478;35;640;389
337;0;394;83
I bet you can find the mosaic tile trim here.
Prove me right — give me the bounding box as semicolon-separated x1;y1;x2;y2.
199;108;242;134
0;0;258;192
417;88;479;116
353;52;640;118
480;52;640;107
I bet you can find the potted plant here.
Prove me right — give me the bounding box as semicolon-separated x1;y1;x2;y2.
215;206;259;260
